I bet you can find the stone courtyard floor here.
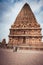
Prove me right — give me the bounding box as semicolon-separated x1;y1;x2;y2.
0;48;43;65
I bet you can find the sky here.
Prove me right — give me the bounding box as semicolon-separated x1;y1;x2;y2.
0;0;43;43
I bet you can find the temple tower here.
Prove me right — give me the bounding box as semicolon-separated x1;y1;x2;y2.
8;3;43;47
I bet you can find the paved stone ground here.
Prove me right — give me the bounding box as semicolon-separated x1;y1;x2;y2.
0;49;43;65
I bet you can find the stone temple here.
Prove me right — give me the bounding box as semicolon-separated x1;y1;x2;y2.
8;3;43;49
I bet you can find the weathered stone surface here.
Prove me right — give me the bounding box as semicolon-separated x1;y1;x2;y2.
8;3;43;47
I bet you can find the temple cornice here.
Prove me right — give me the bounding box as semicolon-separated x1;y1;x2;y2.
9;28;42;30
9;35;43;37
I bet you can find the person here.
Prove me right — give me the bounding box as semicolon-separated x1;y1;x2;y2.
13;46;18;52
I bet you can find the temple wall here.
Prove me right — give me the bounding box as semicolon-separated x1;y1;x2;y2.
26;37;42;45
9;37;13;44
11;37;23;45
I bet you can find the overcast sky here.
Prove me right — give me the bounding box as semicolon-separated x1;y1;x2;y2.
0;0;43;43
